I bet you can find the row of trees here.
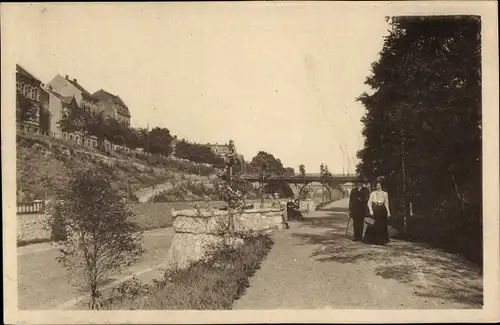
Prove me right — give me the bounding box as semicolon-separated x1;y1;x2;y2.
59;107;175;156
174;140;226;167
58;100;299;177
356;16;482;262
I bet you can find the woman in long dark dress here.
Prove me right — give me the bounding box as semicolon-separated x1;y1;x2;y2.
294;199;305;221
363;182;391;245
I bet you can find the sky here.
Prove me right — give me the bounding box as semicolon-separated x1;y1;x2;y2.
4;2;391;173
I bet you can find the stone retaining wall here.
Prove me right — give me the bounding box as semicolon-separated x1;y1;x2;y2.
166;207;285;269
17;213;51;243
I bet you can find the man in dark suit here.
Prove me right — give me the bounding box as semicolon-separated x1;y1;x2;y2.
349;180;370;241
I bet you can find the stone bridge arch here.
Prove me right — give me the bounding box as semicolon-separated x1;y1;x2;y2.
299;181;333;201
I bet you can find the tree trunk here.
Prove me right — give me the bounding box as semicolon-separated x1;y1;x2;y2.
89;283;101;310
451;172;466;215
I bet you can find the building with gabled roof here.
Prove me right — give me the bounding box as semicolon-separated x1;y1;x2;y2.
92;89;131;125
46;74;98;113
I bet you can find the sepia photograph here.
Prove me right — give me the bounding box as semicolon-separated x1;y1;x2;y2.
2;1;499;324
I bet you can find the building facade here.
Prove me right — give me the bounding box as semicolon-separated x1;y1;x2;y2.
42;87;64;138
16;64;43;133
92;89;131;126
43;86;79;139
46;74;98;113
208;143;231;156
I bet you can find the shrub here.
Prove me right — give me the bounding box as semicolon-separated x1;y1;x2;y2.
49;169;144;310
101;234;274;310
46;206;68;241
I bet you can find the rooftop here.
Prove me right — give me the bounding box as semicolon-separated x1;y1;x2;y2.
43;86;76;104
93;89;131;117
16;64;42;83
65;77;93;98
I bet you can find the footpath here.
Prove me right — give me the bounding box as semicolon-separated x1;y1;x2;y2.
233;199;483;309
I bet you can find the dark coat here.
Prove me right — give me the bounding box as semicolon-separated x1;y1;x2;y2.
349;187;369;217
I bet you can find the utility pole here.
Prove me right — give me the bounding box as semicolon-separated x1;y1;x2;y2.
339;145;346;176
146;121;150;154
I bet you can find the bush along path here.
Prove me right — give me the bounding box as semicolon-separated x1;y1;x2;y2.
88;234;274;310
233;199;483;310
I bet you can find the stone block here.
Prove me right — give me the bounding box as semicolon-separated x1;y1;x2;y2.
167;207;284;269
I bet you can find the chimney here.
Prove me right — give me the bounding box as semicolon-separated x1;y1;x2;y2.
65;75;69;79
73;78;77;83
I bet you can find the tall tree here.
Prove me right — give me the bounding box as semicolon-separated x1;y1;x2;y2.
148;127;174;156
299;164;306;177
356;16;481;247
250;151;285;176
299;164;306;186
218;139;251;209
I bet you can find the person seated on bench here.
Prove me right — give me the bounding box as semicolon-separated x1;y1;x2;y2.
294;198;304;221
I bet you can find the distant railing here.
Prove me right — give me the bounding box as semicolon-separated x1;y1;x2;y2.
17;200;45;214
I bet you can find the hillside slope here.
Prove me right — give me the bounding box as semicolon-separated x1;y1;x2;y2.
16;132;218;202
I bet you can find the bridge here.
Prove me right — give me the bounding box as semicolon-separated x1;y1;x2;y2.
241;173;359;184
240;173;363;199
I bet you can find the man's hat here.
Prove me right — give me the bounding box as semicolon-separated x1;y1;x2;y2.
354;177;365;184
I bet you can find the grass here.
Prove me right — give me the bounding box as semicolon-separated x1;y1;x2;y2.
101;234;274;310
17;238;50;247
17;201;228;247
129;202;205;230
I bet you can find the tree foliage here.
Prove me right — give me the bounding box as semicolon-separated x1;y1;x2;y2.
58;106;175;156
218;140;252;209
39;108;51;134
356;16;482;261
16;93;39;123
146;127;174;156
249;151;285;176
174;140;226;167
299;164;306;178
49;169;144;309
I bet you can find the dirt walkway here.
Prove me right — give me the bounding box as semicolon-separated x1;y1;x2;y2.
233;199;483;309
18;228;175;310
135;183;173;203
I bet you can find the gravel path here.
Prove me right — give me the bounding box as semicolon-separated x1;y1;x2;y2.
233;199;483;309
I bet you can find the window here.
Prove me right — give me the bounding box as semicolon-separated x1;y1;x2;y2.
17;82;22;92
32;88;37;101
23;85;29;97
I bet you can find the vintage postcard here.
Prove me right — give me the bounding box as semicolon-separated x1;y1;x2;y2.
2;1;499;324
